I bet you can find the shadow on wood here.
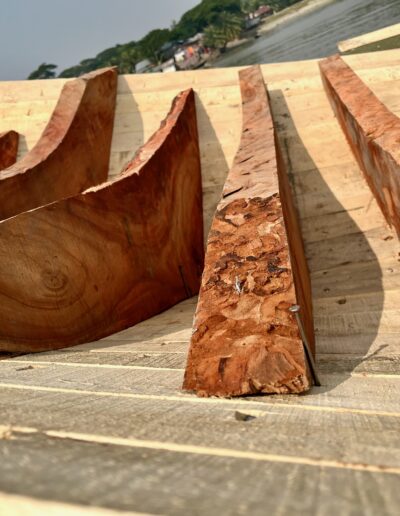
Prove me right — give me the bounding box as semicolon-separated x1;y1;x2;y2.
269;88;384;392
0;68;118;221
0;130;19;170
0;88;204;352
183;65;312;397
320;55;400;236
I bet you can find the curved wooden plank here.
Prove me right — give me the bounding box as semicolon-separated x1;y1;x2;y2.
0;130;19;170
183;65;313;397
0;89;203;352
0;68;117;221
320;55;400;235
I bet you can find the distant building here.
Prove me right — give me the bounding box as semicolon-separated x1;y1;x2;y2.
159;41;181;62
255;5;274;18
135;59;153;74
244;5;273;30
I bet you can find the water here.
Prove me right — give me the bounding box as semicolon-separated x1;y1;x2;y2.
214;0;400;67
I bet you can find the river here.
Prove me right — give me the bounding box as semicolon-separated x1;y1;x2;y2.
213;0;400;67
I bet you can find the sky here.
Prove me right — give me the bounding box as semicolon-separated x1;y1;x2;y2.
0;0;199;80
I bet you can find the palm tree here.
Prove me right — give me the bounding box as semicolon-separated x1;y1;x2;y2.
204;13;243;50
28;63;57;80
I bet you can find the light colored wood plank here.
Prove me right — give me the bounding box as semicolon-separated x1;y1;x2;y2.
338;23;400;53
1;391;400;470
1;427;399;515
0;492;148;516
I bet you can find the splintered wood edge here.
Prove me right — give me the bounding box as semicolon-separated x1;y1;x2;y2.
0;67;118;220
319;54;400;235
0;130;19;170
183;65;313;397
0;87;203;352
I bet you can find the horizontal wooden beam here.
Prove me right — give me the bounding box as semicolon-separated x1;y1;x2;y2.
320;55;400;235
0;89;203;352
338;23;400;54
0;130;18;170
0;67;117;221
183;65;313;397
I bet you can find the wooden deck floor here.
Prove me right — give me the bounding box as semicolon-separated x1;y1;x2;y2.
1;50;400;515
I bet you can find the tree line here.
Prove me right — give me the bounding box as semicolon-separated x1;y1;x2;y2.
28;0;301;79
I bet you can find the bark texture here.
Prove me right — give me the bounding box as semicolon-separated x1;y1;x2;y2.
320;54;400;235
183;65;313;397
0;89;203;352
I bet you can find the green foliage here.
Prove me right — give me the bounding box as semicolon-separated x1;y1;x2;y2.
29;0;304;78
28;63;57;80
139;29;172;63
240;0;263;13
204;12;243;49
171;0;242;40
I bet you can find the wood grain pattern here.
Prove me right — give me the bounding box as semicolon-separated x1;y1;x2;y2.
320;55;400;235
0;88;203;352
0;130;18;170
183;66;313;397
0;67;117;221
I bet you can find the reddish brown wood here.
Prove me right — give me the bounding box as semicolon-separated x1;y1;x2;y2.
0;130;19;170
0;89;204;352
320;54;400;235
0;67;117;221
183;65;313;397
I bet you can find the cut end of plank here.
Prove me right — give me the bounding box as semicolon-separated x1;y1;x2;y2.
183;65;313;397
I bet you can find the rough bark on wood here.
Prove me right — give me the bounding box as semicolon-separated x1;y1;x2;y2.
0;89;203;352
0;130;19;170
183;65;313;397
0;68;117;221
320;54;400;235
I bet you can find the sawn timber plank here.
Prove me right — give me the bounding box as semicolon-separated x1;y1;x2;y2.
183;65;314;397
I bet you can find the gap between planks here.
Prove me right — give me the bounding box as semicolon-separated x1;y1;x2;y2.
1;425;399;476
2;360;400;379
1;383;400;419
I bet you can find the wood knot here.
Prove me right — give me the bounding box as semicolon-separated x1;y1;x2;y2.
41;269;67;291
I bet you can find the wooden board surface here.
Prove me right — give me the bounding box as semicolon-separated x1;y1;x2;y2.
0;68;117;221
320;54;400;235
338;23;400;53
0;49;400;514
184;65;312;396
0;130;18;170
0;89;203;352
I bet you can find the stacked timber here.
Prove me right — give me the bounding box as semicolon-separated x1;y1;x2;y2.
183;65;314;397
0;89;203;352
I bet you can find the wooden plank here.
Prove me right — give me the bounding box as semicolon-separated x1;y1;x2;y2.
0;68;117;221
0;130;18;170
0;492;149;516
3;351;186;369
1;389;400;468
184;66;312;397
0;89;203;352
1;429;399;516
4;354;400;412
338;23;400;53
320;55;400;235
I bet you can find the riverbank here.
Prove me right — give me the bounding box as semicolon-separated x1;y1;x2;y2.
258;0;336;35
208;0;337;68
